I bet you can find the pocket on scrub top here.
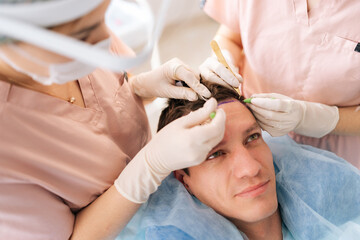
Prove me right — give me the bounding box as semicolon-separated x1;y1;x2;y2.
320;33;360;80
321;33;360;54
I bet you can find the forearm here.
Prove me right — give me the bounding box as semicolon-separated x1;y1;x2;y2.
213;25;243;69
332;105;360;136
70;185;140;240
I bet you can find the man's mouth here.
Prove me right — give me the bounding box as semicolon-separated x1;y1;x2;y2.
235;180;270;198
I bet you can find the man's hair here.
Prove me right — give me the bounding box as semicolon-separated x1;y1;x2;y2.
157;82;244;132
157;81;245;175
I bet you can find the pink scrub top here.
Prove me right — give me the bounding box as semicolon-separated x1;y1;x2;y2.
204;0;360;168
0;32;151;239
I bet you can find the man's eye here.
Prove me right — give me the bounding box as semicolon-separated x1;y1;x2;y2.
246;133;261;143
207;151;224;160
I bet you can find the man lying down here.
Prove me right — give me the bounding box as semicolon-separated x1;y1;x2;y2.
117;82;360;240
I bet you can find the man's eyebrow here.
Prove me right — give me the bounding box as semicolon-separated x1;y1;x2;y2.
210;122;260;152
211;137;227;151
243;122;261;135
71;21;102;36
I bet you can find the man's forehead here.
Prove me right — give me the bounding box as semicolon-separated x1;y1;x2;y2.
217;99;238;107
217;99;249;115
217;100;260;136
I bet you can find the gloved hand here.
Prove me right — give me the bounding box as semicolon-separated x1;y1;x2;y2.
130;58;211;101
199;49;243;89
246;93;339;138
115;98;226;203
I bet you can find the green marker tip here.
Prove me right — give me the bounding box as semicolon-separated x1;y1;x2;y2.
209;112;216;119
243;98;253;103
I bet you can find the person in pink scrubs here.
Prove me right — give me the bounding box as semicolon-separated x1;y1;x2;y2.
0;0;226;239
200;0;360;168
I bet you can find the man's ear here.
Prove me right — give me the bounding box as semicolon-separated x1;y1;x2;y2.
174;170;186;184
174;170;193;194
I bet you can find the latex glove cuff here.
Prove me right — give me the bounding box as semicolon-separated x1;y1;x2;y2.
295;102;339;138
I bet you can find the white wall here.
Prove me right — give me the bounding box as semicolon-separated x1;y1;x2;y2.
147;0;204;25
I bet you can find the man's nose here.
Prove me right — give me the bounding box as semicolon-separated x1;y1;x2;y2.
230;146;261;178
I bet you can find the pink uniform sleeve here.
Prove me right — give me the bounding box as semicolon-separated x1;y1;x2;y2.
203;0;240;33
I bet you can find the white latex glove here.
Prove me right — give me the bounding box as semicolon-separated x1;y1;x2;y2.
115;98;226;203
247;93;339;138
130;58;211;101
199;49;243;89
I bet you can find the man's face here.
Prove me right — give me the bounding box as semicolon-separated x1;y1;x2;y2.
179;99;277;224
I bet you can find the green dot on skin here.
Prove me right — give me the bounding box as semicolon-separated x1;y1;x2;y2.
243;98;253;103
210;112;216;119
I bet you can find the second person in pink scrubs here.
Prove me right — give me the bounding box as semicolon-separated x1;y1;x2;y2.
200;0;360;168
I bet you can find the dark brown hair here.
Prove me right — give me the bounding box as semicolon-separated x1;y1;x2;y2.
157;81;245;175
157;82;244;132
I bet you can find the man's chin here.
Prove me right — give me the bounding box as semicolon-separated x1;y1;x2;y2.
224;201;279;224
